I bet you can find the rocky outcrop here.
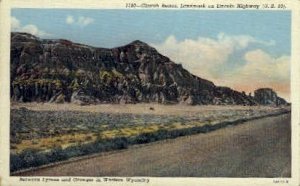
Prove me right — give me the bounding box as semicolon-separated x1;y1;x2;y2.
10;32;288;106
254;88;288;106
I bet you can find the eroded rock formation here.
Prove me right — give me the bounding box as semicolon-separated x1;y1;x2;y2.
10;32;288;106
254;88;288;106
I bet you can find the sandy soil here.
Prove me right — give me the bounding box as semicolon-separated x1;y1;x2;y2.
11;102;289;116
14;113;291;177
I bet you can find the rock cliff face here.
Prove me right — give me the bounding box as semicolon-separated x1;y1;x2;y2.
254;88;288;106
10;32;287;106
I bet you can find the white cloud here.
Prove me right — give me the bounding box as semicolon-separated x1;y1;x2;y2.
78;16;94;26
65;15;94;27
11;16;21;30
152;33;273;78
21;24;51;37
234;49;290;99
152;34;289;100
242;49;289;82
66;15;75;24
212;50;290;100
11;16;51;37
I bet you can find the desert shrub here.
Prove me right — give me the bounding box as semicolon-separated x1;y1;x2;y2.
10;137;22;144
11;121;236;173
85;136;92;141
64;145;84;157
20;149;41;167
31;153;49;167
10;149;50;172
31;140;39;145
10;144;17;149
46;146;68;162
79;143;97;155
111;137;129;149
133;133;152;144
68;139;76;143
10;153;24;172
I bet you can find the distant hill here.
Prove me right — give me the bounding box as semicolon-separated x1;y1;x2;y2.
10;32;288;106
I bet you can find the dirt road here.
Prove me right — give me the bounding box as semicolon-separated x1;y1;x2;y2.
16;114;291;177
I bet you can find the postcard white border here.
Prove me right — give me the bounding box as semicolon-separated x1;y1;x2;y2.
0;0;299;185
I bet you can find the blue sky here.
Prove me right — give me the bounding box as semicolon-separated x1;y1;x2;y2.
12;9;290;55
11;9;291;100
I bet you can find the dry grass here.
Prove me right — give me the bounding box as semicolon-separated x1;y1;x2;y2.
15;133;97;152
14;124;172;152
13;120;208;153
11;102;290;154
